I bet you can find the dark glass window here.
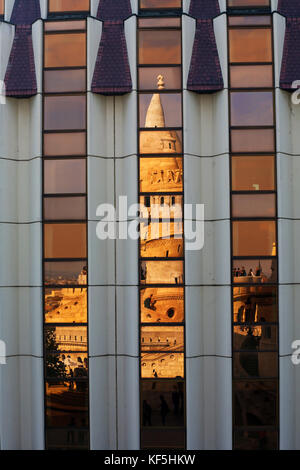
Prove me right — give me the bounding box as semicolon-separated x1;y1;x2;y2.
45;380;89;428
233;381;278;426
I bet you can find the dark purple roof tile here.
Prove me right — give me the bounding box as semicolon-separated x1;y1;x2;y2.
11;0;41;25
91;22;132;95
187;19;223;93
189;0;220;20
96;0;132;21
4;25;37;97
278;0;300;18
280;18;300;90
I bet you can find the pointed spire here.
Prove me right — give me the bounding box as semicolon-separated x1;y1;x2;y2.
145;76;166;128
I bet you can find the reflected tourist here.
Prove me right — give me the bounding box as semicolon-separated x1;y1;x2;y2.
160;395;170;425
143;400;152;426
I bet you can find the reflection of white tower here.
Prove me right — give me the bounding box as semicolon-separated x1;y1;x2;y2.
140;75;181;154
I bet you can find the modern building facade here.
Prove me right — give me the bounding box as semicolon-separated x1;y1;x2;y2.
0;0;300;451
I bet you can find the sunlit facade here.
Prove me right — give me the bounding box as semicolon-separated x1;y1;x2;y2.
0;0;300;451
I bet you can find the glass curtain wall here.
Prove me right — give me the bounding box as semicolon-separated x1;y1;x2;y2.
138;0;185;450
43;13;89;450
227;0;279;450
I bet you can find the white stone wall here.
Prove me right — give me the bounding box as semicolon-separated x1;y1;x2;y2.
0;19;43;449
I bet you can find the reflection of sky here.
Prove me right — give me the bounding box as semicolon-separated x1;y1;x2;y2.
231;92;273;126
45;261;85;281
141;0;181;8
139;31;181;64
140;93;182;127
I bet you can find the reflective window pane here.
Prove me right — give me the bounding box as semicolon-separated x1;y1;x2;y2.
45;380;89;428
230;65;273;88
140;260;184;284
231;129;275;153
140;157;183;193
233;325;278;350
44;261;87;286
139;18;181;28
140;93;182;128
141;428;184;449
45;33;86;68
46;428;89;450
45;325;88;352
45;21;86;31
233;259;277;284
139;67;182;91
44;132;86;156
141;380;184;427
230;92;273;126
141;221;183;258
140;130;182;154
228;0;269;5
44;95;86;131
44;159;86;194
233;381;278;426
232;221;276;257
233;286;278;323
44;69;86;93
44;196;86;220
232;194;276;218
45;352;88;378
140;0;181;8
234;429;277;451
231;156;275;191
140;195;183;219
229;29;272;63
139;30;181;65
0;0;3;15
45;287;87;323
141;326;184;351
140;287;184;323
233;352;278;378
229;16;271;26
44;223;87;258
49;0;90;12
141;353;184;378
